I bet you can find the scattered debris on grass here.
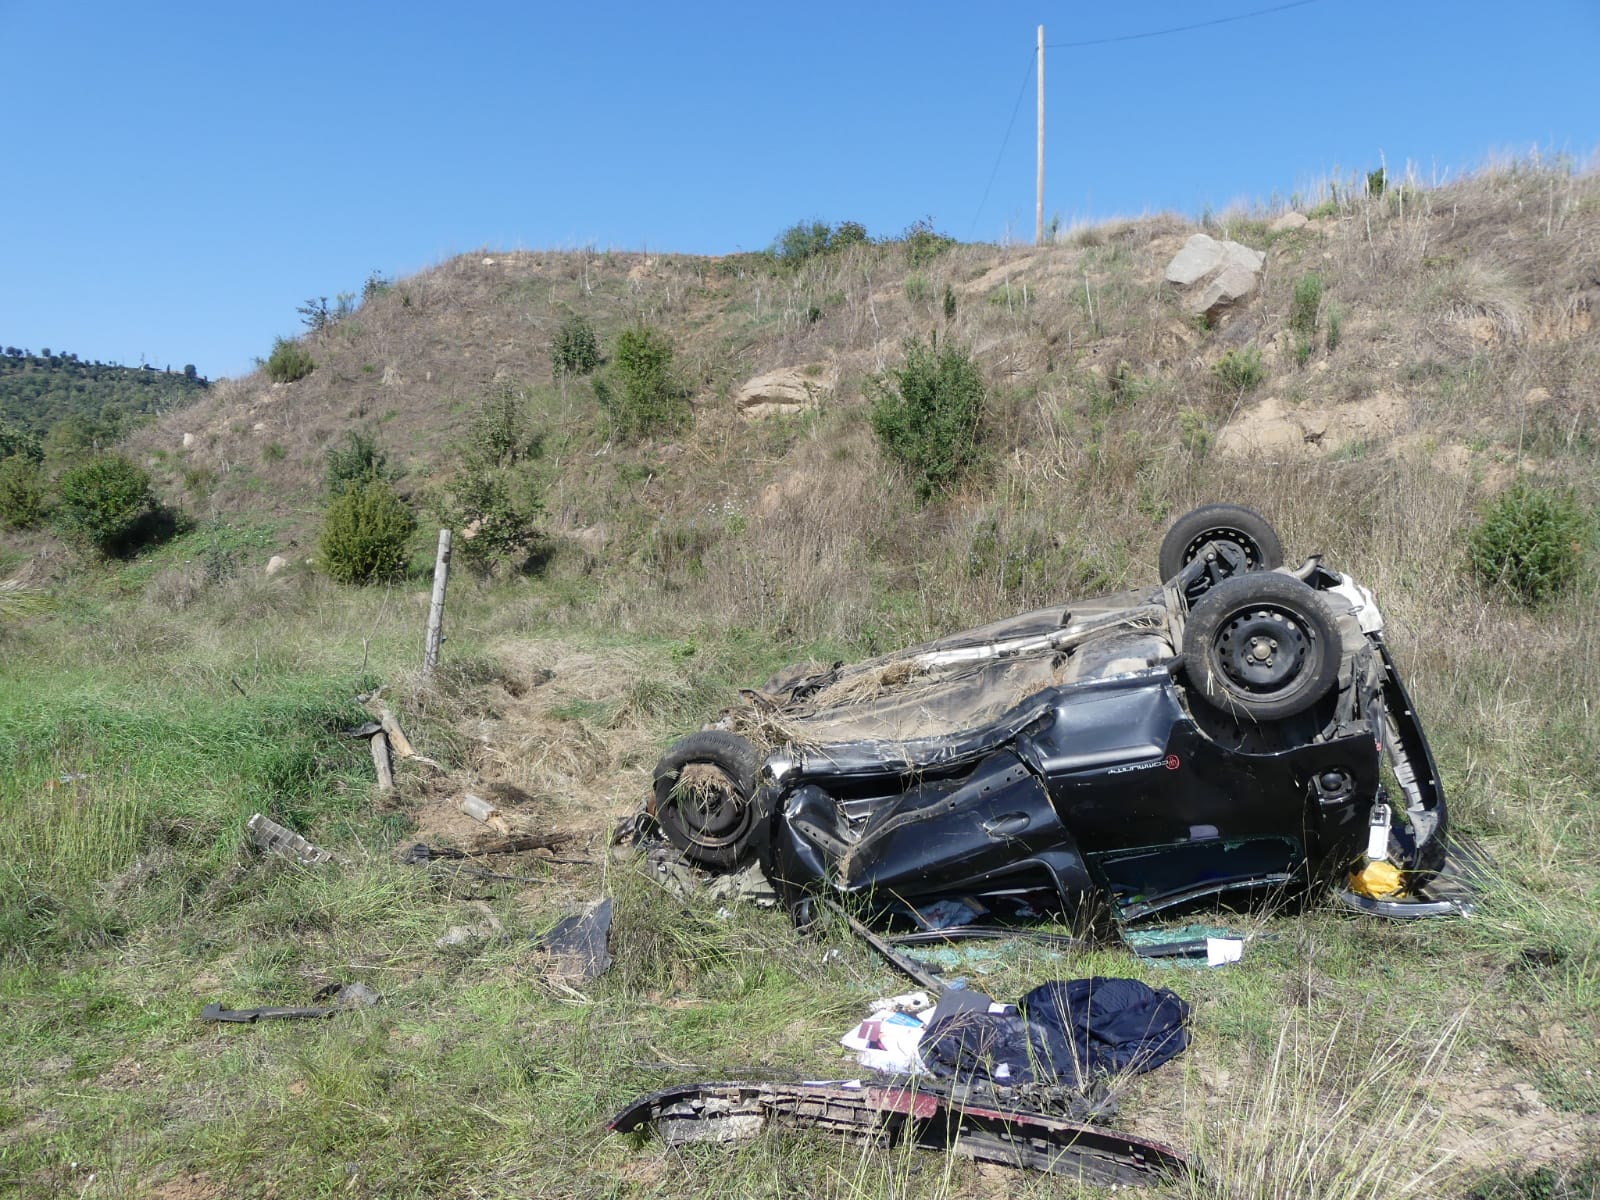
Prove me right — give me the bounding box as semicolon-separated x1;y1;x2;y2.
200;981;379;1023
608;1079;1190;1184
535;897;613;981
245;812;333;865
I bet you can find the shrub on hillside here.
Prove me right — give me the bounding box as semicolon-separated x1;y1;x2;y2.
265;338;315;383
870;334;985;502
325;430;395;496
1468;483;1589;604
434;387;546;573
0;454;46;529
902;218;956;267
0;420;42;464
604;327;689;439
774;219;870;264
1291;273;1323;365
551;314;600;376
55;454;167;556
1213;346;1265;395
321;480;416;584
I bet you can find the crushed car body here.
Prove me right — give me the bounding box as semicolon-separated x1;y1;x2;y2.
648;505;1461;930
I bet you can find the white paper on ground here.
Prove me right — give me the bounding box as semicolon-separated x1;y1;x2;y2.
1206;937;1244;966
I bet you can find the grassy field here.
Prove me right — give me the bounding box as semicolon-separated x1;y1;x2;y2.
4;163;1600;1197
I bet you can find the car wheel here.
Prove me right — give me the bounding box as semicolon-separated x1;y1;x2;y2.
1158;504;1284;593
1182;573;1340;721
651;731;764;871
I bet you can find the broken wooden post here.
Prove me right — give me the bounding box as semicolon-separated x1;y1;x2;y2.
369;729;394;793
421;528;452;682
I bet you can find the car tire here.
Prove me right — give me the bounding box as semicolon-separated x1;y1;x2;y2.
651;731;765;871
1158;504;1284;587
1182;573;1340;721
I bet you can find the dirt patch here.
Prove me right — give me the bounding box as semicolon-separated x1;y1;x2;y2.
1215;391;1408;458
144;1172;226;1200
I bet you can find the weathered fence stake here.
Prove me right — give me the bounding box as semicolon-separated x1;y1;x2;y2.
422;528;452;681
369;730;394;793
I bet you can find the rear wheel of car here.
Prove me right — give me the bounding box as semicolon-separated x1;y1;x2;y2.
1182;573;1340;721
1158;504;1284;592
651;731;764;871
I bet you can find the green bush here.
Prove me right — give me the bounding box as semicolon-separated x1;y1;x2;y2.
605;327;689;439
433;388;546;572
325;430;395;496
265;337;315;383
870;334;985;501
1467;483;1589;604
0;454;46;528
55;454;167;556
0;420;42;464
320;480;417;585
774;219;870;264
902;218;956;266
551;314;600;376
1213;346;1265;394
1291;273;1323;345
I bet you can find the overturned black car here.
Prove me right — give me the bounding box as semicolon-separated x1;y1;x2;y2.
649;505;1460;930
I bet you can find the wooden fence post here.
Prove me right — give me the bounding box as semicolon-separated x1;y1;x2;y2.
422;528;452;681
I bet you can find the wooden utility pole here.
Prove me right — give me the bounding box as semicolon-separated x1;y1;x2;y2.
422;528;452;681
1036;24;1045;245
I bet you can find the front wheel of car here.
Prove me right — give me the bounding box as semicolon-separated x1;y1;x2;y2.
650;731;765;871
1182;573;1340;722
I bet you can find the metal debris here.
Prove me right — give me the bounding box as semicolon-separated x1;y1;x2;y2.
608;1079;1189;1185
246;813;333;865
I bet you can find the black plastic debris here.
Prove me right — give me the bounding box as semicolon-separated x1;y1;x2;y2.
535;897;613;981
201;982;380;1024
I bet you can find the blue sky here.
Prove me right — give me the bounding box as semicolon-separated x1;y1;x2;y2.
2;0;1596;380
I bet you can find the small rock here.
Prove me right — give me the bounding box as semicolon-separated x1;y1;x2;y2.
1524;387;1551;406
181;432;195;449
1270;211;1309;233
252;422;266;432
265;555;289;576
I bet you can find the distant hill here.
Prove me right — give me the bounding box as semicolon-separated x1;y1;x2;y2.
0;347;209;442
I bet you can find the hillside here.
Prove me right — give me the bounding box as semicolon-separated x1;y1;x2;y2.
0;348;209;443
139;166;1597;640
3;162;1599;1199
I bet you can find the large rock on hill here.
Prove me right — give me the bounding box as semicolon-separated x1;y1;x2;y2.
735;365;837;419
1165;234;1265;320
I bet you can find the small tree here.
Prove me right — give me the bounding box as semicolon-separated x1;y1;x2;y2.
265;338;315;383
605;326;689;439
0;420;42;464
325;430;395;496
0;454;46;529
434;387;545;572
870;334;986;501
320;480;417;584
1468;483;1589;604
55;454;163;556
551;314;600;376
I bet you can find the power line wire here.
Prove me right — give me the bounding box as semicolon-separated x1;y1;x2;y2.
1045;0;1323;49
968;52;1035;237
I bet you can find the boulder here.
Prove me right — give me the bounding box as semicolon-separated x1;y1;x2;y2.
735;365;836;419
265;555;289;576
181;432;195;449
1164;234;1265;319
1270;211;1309;233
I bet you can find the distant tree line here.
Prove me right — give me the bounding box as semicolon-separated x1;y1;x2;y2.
0;347;209;440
